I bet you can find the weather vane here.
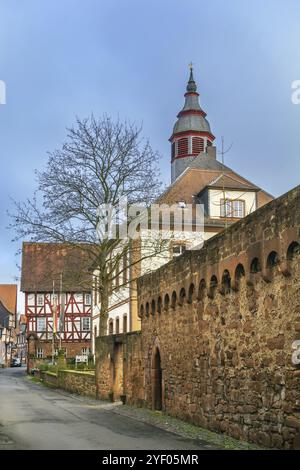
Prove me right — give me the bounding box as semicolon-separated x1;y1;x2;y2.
188;61;194;70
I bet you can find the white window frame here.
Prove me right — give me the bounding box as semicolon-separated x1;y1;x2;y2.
220;199;245;218
75;293;83;302
28;293;35;305
37;294;44;306
232;200;245;218
85;293;92;305
37;348;43;358
82;317;90;332
220;199;232;218
37;317;46;332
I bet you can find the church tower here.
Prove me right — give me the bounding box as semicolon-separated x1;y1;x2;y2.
170;65;215;182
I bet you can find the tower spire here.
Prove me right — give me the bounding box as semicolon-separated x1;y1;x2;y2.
169;66;215;182
187;62;197;93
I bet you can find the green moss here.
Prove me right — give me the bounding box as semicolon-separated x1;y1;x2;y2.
59;369;95;377
116;405;262;450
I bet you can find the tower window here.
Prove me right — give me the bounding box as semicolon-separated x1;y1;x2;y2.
192;137;204;154
177;138;189;156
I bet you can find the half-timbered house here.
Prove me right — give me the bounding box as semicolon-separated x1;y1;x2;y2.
21;243;93;363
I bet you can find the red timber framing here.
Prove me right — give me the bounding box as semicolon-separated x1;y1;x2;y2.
25;292;92;343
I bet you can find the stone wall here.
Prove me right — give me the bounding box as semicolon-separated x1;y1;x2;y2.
95;332;143;403
96;185;300;449
34;369;96;398
57;370;96;398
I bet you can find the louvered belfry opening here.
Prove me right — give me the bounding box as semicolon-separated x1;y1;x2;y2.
177;137;188;156
192;136;204;154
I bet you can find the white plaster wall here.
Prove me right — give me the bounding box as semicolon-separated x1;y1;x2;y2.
139;228;216;275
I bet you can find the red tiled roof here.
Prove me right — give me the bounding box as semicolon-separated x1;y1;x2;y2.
21;243;94;293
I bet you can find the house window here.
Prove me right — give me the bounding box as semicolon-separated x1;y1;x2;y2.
85;293;92;305
37;317;46;332
37;294;44;306
109;320;114;335
177;137;189;156
115;318;120;334
28;294;35;305
220;199;232;217
232;200;245;218
37;348;43;358
220;199;245;218
123;315;128;333
172;244;186;258
75;293;83;302
82;317;90;331
82;347;90;356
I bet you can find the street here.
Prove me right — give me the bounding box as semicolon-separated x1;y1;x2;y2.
0;368;205;450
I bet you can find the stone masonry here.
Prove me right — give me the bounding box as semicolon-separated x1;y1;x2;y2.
96;185;300;449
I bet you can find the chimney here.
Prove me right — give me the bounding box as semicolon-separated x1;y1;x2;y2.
207;145;216;159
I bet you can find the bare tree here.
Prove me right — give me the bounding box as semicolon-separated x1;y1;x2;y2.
9;115;168;335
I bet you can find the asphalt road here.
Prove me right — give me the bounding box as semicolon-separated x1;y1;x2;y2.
0;367;205;450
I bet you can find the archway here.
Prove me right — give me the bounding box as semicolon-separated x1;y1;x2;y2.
152;347;162;411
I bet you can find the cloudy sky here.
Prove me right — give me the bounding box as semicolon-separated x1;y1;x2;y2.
0;0;300;311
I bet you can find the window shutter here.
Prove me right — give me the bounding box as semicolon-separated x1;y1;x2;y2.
192;137;204;154
177;138;189;156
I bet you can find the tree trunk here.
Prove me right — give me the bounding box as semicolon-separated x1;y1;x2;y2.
99;275;109;337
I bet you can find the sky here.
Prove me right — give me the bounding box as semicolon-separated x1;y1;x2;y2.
0;0;300;312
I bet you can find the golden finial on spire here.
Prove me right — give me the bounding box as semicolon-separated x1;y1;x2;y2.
188;61;193;71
